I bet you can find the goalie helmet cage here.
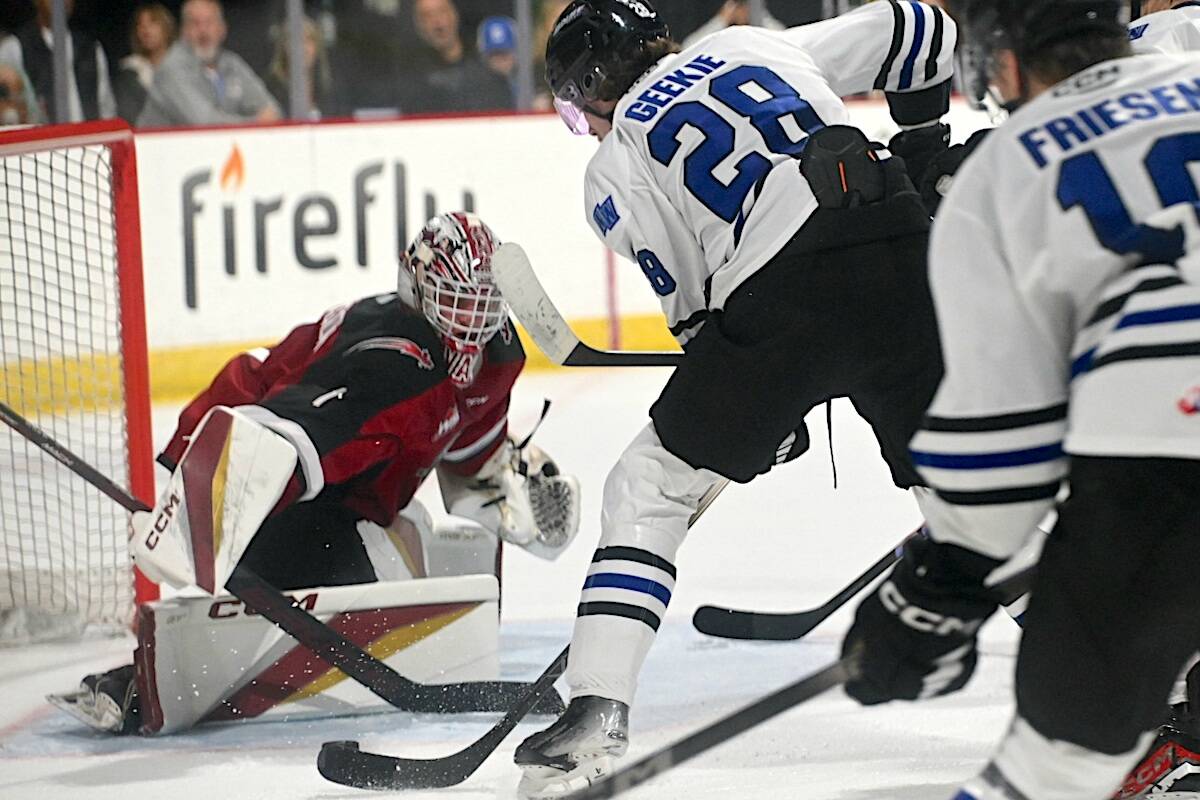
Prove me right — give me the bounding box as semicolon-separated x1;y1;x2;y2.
0;120;157;643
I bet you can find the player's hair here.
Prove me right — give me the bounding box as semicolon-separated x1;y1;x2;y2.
1019;30;1131;87
595;37;681;101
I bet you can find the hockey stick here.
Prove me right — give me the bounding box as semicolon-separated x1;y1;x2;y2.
692;528;921;641
492;243;683;367
316;477;731;790
566;658;855;799
565;562;1042;798
0;401;562;716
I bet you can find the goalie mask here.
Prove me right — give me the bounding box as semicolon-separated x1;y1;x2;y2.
948;0;1126;115
401;213;508;386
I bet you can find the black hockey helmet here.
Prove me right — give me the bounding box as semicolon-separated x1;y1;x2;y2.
948;0;1126;108
544;0;670;134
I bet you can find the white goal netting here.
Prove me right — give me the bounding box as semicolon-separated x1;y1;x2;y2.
0;124;154;642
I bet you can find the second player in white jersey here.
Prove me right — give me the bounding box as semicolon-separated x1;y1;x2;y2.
917;52;1200;556
584;1;957;343
1130;0;1200;53
842;2;1200;798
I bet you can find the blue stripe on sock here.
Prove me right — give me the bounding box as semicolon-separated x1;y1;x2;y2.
583;572;672;606
910;442;1063;470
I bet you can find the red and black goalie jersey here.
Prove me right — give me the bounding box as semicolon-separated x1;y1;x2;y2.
159;293;526;526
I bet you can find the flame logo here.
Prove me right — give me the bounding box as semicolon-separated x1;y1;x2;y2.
219;144;245;191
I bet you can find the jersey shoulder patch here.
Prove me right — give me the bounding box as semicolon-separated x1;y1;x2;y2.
333;298;448;381
593;195;621;234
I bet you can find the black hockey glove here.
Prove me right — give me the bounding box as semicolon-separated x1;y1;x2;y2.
887;123;950;197
917;128;993;217
841;535;1002;706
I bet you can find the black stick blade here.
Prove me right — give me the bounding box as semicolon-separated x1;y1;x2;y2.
317;647;571;791
318;740;472;790
691;606;826;641
391;679;566;715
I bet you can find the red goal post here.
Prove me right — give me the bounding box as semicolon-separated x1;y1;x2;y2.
1;120;158;637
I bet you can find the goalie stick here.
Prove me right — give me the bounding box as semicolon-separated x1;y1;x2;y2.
492;243;683;368
692;528;921;641
0;401;562;717
316;477;730;791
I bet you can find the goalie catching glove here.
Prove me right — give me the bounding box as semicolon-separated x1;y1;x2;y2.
439;438;580;561
842;533;1003;705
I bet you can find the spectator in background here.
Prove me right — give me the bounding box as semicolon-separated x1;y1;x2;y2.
0;0;116;122
531;0;569;109
477;16;516;86
0;62;34;125
138;0;280;127
680;0;785;48
265;15;340;119
114;3;175;124
406;0;512;113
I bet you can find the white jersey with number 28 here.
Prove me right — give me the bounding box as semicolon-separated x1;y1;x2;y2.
582;1;956;343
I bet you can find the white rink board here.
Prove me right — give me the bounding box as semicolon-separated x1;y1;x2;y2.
134;102;991;351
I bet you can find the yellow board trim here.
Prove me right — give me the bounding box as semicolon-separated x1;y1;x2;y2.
1;315;681;414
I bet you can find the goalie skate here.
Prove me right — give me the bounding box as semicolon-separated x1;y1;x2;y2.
515;696;629;799
47;664;139;735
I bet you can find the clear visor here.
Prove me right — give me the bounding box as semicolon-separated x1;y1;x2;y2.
955;43;1010;124
420;271;508;354
553;81;592;136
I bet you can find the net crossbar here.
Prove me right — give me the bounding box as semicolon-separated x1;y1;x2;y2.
0;122;155;640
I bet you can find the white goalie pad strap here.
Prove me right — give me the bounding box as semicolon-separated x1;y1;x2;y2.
357;500;436;581
441;416;507;464
130;406;298;594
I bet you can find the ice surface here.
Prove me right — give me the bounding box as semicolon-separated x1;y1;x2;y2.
0;368;1022;799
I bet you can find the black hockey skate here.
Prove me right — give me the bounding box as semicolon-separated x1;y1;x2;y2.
48;663;141;735
1114;705;1200;798
514;695;629;799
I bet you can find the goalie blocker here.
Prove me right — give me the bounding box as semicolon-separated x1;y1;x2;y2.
130;405;581;593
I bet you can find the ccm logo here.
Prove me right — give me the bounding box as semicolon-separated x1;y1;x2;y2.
879;580;983;637
144;493;182;550
209;592;319;619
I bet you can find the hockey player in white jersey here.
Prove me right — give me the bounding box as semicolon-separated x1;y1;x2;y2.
838;1;1200;798
512;0;959;796
1130;0;1200;53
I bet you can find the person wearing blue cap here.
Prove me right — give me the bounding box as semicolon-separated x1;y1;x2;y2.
477;15;516;82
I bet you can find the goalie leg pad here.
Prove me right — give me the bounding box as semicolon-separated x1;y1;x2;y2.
131;406;298;593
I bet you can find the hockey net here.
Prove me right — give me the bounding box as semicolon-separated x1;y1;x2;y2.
0;121;157;643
